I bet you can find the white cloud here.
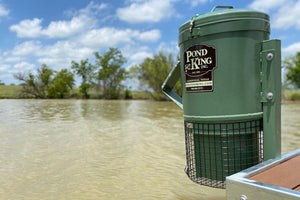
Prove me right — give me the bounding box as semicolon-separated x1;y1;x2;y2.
272;1;300;30
78;27;161;48
249;0;287;12
135;29;161;42
2;39;95;71
0;3;9;17
117;0;175;23
4;56;21;63
10;16;94;39
78;28;133;48
11;27;160;68
282;41;300;57
43;15;94;38
0;64;10;72
36;41;94;68
1;41;42;65
10;18;43;38
13;62;35;71
186;0;211;7
10;2;106;38
12;41;42;56
78;1;108;15
121;44;152;66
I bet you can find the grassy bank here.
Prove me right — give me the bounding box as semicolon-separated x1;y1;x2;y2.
0;85;22;99
283;90;300;101
0;85;152;100
1;85;300;101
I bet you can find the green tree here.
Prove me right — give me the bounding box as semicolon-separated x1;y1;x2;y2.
94;48;127;99
71;59;95;98
14;64;54;98
48;69;75;98
283;52;300;89
130;51;181;100
14;64;74;98
37;64;54;97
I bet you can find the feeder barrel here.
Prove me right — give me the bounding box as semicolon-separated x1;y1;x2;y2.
162;5;281;189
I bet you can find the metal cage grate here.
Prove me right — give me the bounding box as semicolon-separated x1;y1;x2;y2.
184;119;263;189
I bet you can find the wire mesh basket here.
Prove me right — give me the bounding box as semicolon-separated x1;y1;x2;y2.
184;119;263;189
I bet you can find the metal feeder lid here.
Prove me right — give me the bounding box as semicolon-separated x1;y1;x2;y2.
179;6;270;44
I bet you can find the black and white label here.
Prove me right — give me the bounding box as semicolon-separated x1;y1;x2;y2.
184;44;217;92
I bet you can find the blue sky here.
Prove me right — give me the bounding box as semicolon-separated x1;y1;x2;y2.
0;0;300;85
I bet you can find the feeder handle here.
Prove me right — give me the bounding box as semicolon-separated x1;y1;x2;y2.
162;61;183;109
211;6;233;12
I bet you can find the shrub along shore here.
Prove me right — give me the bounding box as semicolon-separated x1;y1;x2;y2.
1;85;299;102
0;85;152;100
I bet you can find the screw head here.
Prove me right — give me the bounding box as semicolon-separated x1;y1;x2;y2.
266;92;273;100
266;53;274;61
240;195;248;200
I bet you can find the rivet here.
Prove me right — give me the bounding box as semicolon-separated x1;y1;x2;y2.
240;195;247;200
266;53;274;61
266;92;273;100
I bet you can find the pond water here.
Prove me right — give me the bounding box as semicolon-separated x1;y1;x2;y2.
0;100;299;200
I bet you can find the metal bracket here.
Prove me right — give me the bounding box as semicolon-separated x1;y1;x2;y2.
161;61;183;109
260;39;281;161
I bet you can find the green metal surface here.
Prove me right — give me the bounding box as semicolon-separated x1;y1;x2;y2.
179;16;269;119
260;40;282;160
164;7;271;119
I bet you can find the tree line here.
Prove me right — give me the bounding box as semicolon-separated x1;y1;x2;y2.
283;52;300;89
12;47;300;100
14;47;181;100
